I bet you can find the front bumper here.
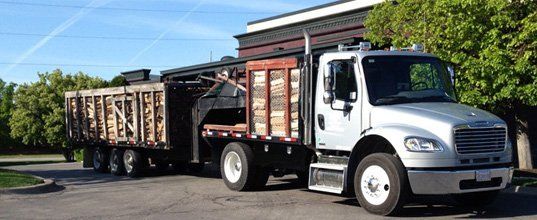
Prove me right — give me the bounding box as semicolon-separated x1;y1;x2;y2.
407;167;513;195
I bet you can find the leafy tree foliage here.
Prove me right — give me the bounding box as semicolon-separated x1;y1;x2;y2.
108;75;128;87
365;0;536;167
0;79;16;146
9;70;107;148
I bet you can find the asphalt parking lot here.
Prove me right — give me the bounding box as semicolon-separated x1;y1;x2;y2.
1;162;537;220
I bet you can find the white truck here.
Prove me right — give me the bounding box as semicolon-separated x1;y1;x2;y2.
66;32;513;216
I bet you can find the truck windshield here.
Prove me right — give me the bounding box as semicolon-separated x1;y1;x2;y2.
362;56;456;106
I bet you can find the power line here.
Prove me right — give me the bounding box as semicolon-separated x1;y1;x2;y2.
0;1;277;14
0;32;235;41
0;62;177;68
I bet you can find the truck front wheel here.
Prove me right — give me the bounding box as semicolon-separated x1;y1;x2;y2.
220;142;256;191
354;153;408;216
93;147;109;173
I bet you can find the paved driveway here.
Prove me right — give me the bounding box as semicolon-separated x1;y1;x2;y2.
1;162;536;219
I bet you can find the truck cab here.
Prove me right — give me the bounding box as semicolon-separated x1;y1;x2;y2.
309;45;513;215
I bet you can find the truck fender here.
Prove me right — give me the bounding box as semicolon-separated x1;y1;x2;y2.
359;125;450;166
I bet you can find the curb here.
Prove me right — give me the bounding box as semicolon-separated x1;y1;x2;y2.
503;185;537;196
0;173;60;194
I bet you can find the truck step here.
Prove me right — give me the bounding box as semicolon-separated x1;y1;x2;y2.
308;163;347;194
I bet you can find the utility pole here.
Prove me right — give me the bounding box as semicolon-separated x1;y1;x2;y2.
210;51;213;62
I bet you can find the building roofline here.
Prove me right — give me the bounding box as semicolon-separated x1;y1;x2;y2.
247;0;355;25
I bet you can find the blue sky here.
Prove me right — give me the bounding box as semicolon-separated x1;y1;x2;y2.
0;0;332;84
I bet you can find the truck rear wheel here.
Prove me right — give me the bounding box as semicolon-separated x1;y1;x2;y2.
93;147;109;173
123;149;143;178
452;190;499;207
354;153;408;216
110;148;125;176
220;142;257;191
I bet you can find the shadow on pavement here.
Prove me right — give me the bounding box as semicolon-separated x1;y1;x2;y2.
334;193;537;218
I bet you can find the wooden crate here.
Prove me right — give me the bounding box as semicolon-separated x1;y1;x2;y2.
65;83;168;145
246;58;300;138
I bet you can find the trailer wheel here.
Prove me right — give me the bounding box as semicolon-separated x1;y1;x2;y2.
110;148;125;176
123;150;143;178
220;142;256;191
93;147;109;173
354;153;408;216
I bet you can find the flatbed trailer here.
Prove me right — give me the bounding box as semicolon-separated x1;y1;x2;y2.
65;56;313;177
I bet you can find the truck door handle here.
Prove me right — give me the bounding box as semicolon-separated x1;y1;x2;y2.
318;114;325;130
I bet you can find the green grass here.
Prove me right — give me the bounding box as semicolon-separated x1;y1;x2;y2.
512;177;537;187
0;154;64;159
0;169;43;189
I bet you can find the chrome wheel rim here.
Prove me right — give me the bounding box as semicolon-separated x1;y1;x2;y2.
111;154;118;172
224;152;242;183
124;153;133;173
361;165;390;206
93;150;101;169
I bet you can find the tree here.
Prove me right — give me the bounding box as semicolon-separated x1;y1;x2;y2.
9;70;107;149
364;0;537;168
108;75;128;87
0;78;16;147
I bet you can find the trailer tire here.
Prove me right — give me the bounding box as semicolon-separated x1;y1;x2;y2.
110;148;125;176
220;142;256;191
93;147;109;173
354;153;408;216
452;190;499;207
123;150;143;178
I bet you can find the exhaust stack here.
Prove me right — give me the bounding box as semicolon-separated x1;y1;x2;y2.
302;29;313;148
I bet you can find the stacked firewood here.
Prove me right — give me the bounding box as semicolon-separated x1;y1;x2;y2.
269;70;286;136
249;68;301;138
290;69;300;138
105;97;115;139
251;71;266;135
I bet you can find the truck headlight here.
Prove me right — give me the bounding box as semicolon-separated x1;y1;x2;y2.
404;137;443;152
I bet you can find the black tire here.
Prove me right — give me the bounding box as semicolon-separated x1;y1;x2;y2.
188;163;205;173
253;167;270;189
93;147;109;173
220;142;257;191
452;190;500;207
110;148;125;176
123;150;143;178
155;160;169;171
354;153;409;216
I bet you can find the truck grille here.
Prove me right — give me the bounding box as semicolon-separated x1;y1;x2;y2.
454;127;506;154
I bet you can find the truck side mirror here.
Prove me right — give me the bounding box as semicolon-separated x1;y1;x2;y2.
323;63;335;104
349;91;357;102
323;91;335;104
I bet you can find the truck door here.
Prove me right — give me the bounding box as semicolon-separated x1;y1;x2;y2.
315;53;361;152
